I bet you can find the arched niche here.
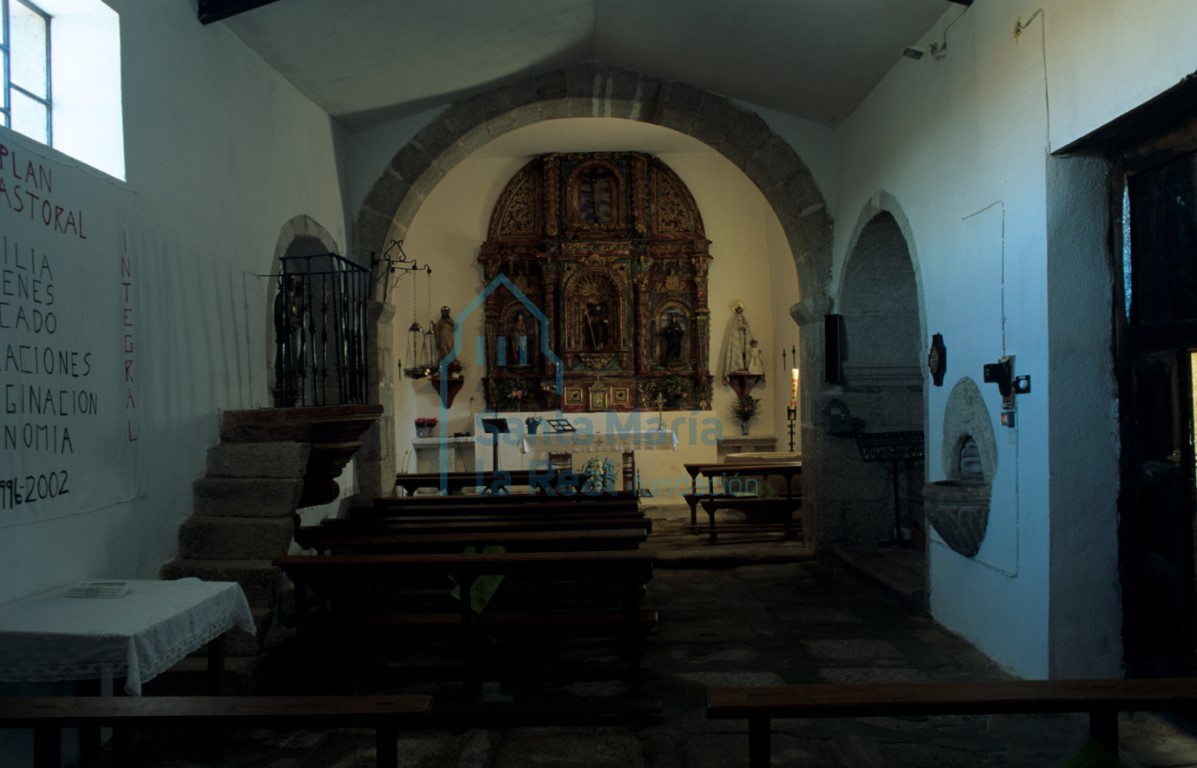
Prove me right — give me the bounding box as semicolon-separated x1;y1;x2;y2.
817;205;926;547
267;216;341;406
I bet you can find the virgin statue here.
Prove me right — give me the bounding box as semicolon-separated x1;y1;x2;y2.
722;301;754;384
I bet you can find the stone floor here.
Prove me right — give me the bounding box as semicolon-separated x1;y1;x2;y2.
125;502;1197;767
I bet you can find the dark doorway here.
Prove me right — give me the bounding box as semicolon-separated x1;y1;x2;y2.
1121;143;1197;677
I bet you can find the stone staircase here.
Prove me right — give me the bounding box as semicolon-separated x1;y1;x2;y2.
156;405;382;692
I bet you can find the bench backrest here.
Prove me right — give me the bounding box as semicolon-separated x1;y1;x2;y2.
361;499;640;518
295;526;648;554
318;515;651;536
706;678;1197;719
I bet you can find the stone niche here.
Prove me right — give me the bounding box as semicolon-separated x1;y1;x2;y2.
478;152;714;412
923;378;996;557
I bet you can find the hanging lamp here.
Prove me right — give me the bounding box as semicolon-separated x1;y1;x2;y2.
402;265;432;379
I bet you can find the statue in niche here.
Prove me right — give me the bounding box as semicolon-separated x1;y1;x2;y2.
273;273;306;405
583;302;610;350
722;300;755;383
663;265;683;292
576;167;615;225
508;310;533;366
507;264;530;295
660;313;686;363
434;306;455;363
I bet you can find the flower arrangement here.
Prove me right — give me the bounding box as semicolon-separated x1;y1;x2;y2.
495;376;532;408
655;374;691;407
581;457;616;493
731;395;760;423
414;416;438;437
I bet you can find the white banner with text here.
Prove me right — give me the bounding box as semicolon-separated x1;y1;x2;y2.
0;129;140;527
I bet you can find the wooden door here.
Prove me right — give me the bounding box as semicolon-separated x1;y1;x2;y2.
1123;349;1195;676
1122;147;1197;676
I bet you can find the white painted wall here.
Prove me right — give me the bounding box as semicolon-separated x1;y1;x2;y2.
1;3;352;762
832;0;1197;677
0;0;349;602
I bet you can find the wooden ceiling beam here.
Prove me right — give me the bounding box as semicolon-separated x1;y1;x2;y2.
197;0;282;25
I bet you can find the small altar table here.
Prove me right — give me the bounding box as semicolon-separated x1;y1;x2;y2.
522;429;678;492
0;578;254;696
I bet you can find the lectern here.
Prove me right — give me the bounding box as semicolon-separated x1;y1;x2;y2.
480;417;510;471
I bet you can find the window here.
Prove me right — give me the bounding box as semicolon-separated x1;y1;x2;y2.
0;0;122;179
1;0;52;145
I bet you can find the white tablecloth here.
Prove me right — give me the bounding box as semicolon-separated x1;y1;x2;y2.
522;429;678;454
0;578;254;695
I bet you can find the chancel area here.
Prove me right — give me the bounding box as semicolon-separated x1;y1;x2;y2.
3;1;1197;765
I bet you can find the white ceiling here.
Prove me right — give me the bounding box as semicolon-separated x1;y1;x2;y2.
219;0;962;132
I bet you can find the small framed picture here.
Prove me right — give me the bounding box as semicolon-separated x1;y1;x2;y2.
589;389;608;411
564;387;585;405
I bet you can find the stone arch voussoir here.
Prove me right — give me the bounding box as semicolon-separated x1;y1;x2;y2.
354;63;832;300
351;62;833;499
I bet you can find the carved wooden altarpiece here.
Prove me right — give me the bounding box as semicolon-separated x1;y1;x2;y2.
480;152;713;412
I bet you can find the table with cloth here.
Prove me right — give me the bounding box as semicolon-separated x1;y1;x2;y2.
522;429;678;493
0;577;254;696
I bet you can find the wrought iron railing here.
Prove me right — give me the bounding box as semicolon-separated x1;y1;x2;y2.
273;253;369;406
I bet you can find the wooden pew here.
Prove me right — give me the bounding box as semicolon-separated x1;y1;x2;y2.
695;498;803;543
682;461;802;542
314;511;652;535
359;496;640;520
295;526;648;555
275;551;657;686
394;469;582;496
0;694;432;768
378;488;640;505
706;679;1197;768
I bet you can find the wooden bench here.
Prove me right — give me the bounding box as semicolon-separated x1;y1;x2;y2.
361;496;640;519
706;678;1197;768
381;487;640;504
295;526;648;555
683;461;802;542
0;694;432;768
394;469;583;496
315;513;652;536
275;551;657;686
696;497;803;542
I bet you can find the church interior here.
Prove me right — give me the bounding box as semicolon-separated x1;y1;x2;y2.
3;0;1197;765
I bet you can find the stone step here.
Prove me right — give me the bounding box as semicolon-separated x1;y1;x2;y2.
178;516;294;560
159;558;281;607
192;477;304;518
206;440;309;479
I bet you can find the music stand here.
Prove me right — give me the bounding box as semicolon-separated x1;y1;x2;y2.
481;417;510;471
855;431;925;546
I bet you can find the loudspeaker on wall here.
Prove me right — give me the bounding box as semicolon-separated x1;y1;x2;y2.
825;314;843;384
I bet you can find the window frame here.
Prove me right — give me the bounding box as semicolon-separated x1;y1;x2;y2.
1;0;53;146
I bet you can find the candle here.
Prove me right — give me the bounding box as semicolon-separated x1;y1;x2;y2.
790;367;799;409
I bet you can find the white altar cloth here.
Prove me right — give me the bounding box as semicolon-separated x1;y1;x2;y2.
521;429;678;454
0;578;254;695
